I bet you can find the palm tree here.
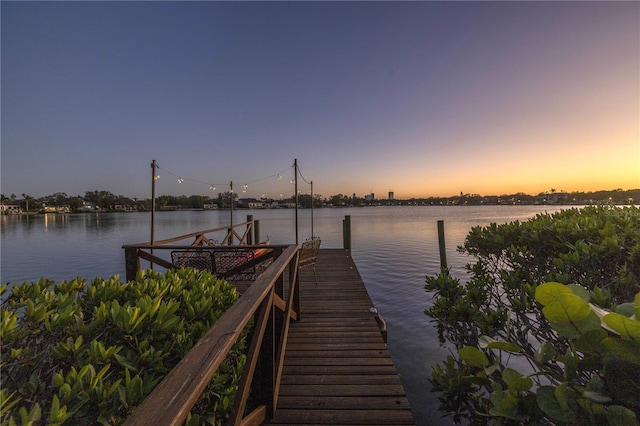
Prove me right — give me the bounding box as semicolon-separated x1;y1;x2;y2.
22;193;31;211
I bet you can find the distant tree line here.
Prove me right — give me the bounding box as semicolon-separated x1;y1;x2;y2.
1;188;638;213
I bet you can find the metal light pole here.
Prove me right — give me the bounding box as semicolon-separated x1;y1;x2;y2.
294;159;299;245
150;160;157;267
229;181;233;245
311;180;314;239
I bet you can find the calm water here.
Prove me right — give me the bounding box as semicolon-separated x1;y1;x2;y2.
1;206;564;425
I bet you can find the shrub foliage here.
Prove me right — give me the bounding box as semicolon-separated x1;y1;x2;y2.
425;206;640;424
1;268;247;425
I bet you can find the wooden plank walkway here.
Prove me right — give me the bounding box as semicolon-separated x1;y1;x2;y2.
267;249;415;425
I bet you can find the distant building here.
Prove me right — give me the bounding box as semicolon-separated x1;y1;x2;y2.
43;205;70;214
0;203;22;215
78;201;96;212
364;193;375;202
388;191;394;200
537;192;569;204
238;198;266;209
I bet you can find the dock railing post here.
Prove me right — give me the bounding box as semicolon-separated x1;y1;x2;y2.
437;220;448;270
343;215;351;253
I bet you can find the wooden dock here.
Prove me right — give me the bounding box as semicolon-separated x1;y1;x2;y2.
267;249;415;425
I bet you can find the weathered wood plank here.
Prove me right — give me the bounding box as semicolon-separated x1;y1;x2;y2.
283;364;401;375
286;342;389;351
280;374;405;386
276;395;412;410
269;409;414;425
285;350;389;359
277;384;408;397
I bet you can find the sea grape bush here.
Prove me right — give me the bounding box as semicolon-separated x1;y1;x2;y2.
425;206;640;424
0;268;247;425
431;283;639;425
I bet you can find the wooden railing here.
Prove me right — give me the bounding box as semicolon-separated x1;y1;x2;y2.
122;220;259;282
123;244;301;426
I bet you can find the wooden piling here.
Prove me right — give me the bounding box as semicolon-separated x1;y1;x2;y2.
437;220;447;270
254;220;261;245
343;215;351;252
247;215;254;245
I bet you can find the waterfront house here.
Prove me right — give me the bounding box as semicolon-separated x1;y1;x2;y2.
0;203;22;215
238;198;266;209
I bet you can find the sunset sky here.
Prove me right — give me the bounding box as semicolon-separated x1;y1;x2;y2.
2;1;638;200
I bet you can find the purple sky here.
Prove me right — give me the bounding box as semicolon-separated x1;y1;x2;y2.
2;1;638;200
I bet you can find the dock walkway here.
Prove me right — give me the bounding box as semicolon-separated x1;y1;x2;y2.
267;249;415;425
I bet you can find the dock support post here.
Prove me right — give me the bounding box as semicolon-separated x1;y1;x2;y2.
343;215;351;252
124;247;140;282
437;220;447;270
247;215;253;245
254;220;261;245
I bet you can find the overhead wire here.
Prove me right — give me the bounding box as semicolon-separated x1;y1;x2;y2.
154;163;296;198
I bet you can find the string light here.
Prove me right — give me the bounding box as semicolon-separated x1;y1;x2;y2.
152;163;302;200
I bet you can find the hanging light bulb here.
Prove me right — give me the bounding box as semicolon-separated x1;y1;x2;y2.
277;174;283;180
177;178;184;184
290;179;295;184
154;175;160;180
210;185;216;191
242;184;248;192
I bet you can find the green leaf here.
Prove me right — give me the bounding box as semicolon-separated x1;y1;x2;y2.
543;293;592;323
535;282;572;306
487;342;521;353
534;342;556;364
502;368;533;393
583;391;612;404
616;302;636;318
555;383;573;411
479;335;522;353
59;383;72;402
549;310;601;339
603;313;640;339
536;386;576;423
113;354;139;373
574;329;607;353
606;405;639;426
490;386;519;419
601;338;640;365
458;346;489;368
0;391;22;416
477;335;495;349
567;284;591;302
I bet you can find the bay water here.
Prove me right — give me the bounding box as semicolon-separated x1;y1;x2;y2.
1;205;564;425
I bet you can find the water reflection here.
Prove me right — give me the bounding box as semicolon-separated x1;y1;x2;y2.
43;213;69;230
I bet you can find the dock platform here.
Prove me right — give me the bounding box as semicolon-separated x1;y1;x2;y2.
267;249;415;425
